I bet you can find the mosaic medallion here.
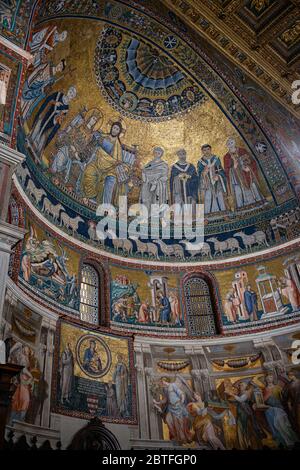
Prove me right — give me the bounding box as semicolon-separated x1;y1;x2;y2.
94;26;207;121
76;334;112;379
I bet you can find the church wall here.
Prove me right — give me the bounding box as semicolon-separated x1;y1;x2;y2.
132;331;300;449
2;0;300;451
10;204;300;337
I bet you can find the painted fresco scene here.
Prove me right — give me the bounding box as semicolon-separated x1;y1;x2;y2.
15;3;300;261
0;298;50;427
53;320;135;423
110;265;183;330
138;337;300;449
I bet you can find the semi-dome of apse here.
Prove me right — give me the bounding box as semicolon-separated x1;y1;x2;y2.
15;0;300;265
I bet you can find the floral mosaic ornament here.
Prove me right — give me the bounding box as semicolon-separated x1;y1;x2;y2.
94;26;208;121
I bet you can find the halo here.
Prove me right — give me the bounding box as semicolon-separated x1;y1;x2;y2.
85;108;103;132
152;145;165;154
108;116;127;137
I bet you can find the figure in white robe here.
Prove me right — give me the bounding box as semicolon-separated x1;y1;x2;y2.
113;354;129;417
280;274;300;311
60;343;74;404
30;26;67;68
198;144;227;215
140;147;169;214
21;59;66;120
169;292;181;325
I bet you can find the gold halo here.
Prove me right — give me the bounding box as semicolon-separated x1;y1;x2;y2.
85;108;103;132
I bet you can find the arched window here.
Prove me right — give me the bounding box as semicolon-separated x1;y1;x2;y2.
184;276;217;336
80;264;99;325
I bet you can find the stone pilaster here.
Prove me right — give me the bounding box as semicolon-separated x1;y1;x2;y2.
0;221;26;324
0;144;26;325
0;144;25;221
253;337;285;377
134;343;151;440
39;320;56;428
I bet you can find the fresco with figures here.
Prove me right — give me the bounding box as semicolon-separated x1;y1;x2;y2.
52;320;136;423
19;217;81;313
0;298;51;426
15;0;300;261
135;332;300;449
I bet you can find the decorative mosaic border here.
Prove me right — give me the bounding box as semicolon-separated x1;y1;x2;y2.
51;317;137;424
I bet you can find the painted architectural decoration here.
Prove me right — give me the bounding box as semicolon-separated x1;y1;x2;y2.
134;333;300;449
0;296;54;427
14;0;299;261
52;319;136;423
19;218;81;313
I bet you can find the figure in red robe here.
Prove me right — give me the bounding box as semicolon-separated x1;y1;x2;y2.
224;137;264;210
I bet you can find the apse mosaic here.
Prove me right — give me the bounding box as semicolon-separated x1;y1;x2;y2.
15;0;299;262
198;34;300;195
52;320;136;423
108;249;300;334
141;335;300;449
95;25;208;121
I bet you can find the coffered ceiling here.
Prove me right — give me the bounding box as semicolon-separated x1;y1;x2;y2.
162;0;300;117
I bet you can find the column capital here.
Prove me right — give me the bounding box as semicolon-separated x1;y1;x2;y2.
0;144;25;168
0;145;26;221
0;221;27;254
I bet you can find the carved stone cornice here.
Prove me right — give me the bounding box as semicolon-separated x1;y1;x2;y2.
0;144;25;221
0;144;25;168
0;221;26;254
162;0;300;117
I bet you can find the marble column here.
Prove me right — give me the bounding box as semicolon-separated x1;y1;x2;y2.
134;343;151;440
40;321;56;428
